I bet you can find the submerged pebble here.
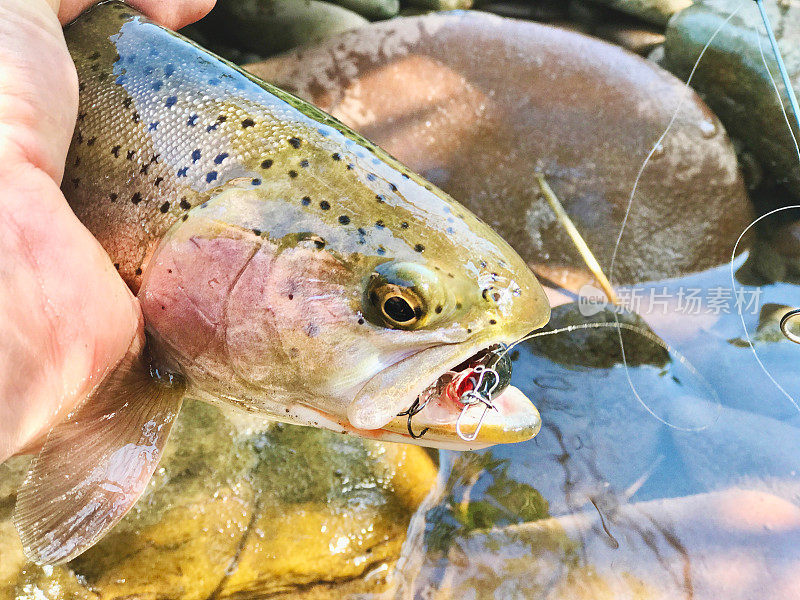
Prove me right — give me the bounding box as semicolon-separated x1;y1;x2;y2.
0;403;437;597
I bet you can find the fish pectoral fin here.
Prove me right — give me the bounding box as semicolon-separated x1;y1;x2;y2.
13;334;185;565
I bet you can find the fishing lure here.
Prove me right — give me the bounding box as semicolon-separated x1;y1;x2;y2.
398;344;512;441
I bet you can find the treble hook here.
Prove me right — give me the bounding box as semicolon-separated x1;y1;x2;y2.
397;394;432;439
780;308;800;344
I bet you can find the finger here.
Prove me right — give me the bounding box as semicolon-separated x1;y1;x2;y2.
0;163;141;462
57;0;216;29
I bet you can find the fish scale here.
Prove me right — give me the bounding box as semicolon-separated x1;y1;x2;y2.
64;1;502;293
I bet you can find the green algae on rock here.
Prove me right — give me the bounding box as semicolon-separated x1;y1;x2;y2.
0;402;437;599
246;11;751;285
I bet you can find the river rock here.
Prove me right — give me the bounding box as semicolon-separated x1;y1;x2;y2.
663;0;800;203
330;0;399;20
586;0;693;25
246;11;751;285
195;0;368;56
0;402;436;599
423;489;800;599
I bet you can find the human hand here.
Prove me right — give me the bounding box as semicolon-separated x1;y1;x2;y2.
0;0;215;463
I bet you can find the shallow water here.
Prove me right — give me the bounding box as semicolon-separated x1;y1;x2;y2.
388;253;800;599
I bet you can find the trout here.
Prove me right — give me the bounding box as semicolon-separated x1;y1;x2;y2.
14;0;550;565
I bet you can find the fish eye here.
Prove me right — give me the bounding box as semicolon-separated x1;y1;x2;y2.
366;278;425;329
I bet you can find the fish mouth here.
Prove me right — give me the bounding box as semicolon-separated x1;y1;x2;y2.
342;338;542;450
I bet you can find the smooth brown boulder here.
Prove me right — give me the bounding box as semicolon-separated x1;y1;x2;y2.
247;12;752;284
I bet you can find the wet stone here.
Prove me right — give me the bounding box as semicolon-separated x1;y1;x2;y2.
247;11;751;284
0;402;437;599
584;0;693;26
662;0;800;205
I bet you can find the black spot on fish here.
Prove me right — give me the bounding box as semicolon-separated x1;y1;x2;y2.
358;318;365;325
400;222;409;229
347;163;355;170
414;244;425;253
331;153;341;161
182;214;189;221
77;112;86;122
435;305;443;314
357;227;366;235
149;122;159;131
126;150;135;160
366;173;376;182
206;171;218;183
114;263;120;270
389;183;398;192
86;137;96;146
123;98;132;109
131;192;142;205
140;163;150;174
489;319;497;325
150;154;159;164
160;201;170;213
135;267;142;275
109;193;117;202
111;145;121;157
165;96;177;108
187;115;199;126
301;196;311;206
214;153;228;165
288;170;298;178
177;167;188;177
261;159;273;169
320;200;330;210
288;137;301;149
375;220;385;228
299;159;309;168
154;176;164;187
251;178;261;186
179;198;191;210
402;173;410;179
338;215;350;225
252;228;261;236
376;246;386;256
242;118;255;128
191;149;201;162
78;82;85;92
375;195;385;203
132;112;140;123
217;115;227;123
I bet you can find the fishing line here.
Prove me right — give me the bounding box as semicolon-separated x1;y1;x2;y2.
725;0;800;414
499;321;721;432
593;2;744;430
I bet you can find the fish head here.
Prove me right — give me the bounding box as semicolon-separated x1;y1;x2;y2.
136;106;548;451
